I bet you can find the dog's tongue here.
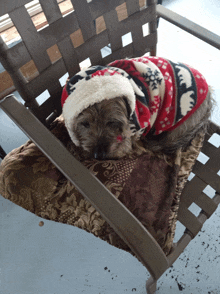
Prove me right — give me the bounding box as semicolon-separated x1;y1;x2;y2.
117;135;123;142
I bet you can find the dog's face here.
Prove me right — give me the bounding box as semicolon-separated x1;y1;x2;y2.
72;97;134;159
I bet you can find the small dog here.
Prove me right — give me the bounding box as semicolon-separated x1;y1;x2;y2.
61;56;214;159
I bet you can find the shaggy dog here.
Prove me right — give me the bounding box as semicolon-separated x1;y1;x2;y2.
61;56;213;159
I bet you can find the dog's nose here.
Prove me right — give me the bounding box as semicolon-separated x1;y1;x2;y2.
93;144;107;160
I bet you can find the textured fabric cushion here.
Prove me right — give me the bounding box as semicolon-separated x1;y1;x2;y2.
0;115;204;256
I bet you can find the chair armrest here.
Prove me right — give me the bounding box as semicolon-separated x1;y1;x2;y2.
0;94;169;279
156;5;220;50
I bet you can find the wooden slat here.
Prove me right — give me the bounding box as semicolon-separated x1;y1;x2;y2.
201;140;219;158
177;204;203;237
9;6;51;73
57;37;80;77
25;58;66;99
0;0;30;17
180;176;207;208
194;192;218;217
193;163;220;193
74;29;109;60
208;121;220;135
126;0;140;16
71;0;96;41
88;0;125;19
3;41;31;71
104;9;122;52
39;0;62;24
38;12;79;47
203;151;220;172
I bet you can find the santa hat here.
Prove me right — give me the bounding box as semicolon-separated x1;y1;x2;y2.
61;65;137;146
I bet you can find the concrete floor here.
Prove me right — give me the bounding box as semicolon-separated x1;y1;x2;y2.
1;0;220;293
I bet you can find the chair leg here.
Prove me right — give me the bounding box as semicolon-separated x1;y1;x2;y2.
146;276;157;294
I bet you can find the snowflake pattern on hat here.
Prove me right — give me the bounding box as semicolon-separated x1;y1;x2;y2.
61;56;209;145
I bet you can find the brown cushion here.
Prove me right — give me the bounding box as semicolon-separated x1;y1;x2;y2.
0;115;204;255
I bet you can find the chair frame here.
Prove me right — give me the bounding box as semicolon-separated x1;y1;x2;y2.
0;1;220;293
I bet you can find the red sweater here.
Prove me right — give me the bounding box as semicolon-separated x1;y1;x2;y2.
61;56;209;145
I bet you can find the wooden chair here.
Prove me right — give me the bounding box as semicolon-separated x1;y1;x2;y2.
0;1;220;293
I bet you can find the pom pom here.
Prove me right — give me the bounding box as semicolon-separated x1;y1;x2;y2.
117;135;123;142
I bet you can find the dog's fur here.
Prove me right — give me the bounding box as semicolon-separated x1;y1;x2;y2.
143;88;214;154
71;87;213;159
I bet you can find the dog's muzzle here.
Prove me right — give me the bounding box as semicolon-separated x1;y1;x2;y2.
93;142;108;160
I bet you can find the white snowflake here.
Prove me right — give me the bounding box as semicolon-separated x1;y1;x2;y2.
142;68;163;90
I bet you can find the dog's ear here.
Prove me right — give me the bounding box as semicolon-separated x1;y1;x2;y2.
122;96;132;118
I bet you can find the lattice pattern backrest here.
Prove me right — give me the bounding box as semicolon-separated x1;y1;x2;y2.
177;122;220;238
0;0;157;125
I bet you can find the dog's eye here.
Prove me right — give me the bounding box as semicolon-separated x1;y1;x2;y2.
81;121;90;128
107;121;117;128
106;121;123;130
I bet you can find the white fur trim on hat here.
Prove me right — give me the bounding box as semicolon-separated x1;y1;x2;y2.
62;74;136;146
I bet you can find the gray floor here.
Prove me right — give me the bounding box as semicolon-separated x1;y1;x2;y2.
1;0;220;293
